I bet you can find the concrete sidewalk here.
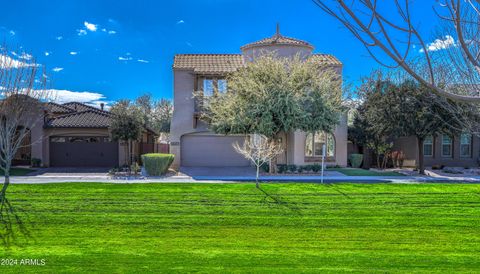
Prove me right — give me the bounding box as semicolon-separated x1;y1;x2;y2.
8;174;480;184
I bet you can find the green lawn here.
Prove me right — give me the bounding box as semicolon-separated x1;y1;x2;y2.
0;168;35;176
328;167;404;176
1;183;479;273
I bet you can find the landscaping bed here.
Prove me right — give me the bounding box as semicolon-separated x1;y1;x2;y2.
328;167;404;176
0;183;479;272
0;167;35;176
274;165;404;176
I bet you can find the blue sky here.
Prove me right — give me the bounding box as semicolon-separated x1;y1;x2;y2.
0;0;441;106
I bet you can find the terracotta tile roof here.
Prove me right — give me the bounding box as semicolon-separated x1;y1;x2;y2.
308;54;342;66
46;102;75;114
62;102;107;113
173;54;244;74
241;34;314;50
173;53;341;74
45;109;111;128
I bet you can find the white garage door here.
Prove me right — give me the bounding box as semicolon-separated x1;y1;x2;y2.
181;135;250;167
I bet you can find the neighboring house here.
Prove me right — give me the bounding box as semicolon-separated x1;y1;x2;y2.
14;102;157;167
393;134;480;168
170;28;348;169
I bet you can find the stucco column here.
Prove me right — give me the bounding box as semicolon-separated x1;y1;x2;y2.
334;113;348;167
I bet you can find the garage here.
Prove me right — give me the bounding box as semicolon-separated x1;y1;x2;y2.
50;136;118;167
181;135;250;167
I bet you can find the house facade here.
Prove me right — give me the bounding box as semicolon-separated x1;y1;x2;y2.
14;102;157;168
170;29;348;169
393;134;480;168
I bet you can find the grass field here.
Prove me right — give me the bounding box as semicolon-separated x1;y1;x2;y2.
328;167;404;176
0;183;479;273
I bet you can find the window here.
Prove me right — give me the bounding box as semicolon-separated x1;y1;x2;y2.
202;78;227;95
50;137;66;143
203;79;214;97
460;133;472;158
423;136;433;157
305;131;335;158
218;79;227;93
441;135;453;157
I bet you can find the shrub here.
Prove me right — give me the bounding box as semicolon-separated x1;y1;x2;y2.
131;162;141;175
312;164;321;173
260;162;269;173
141;153;174;176
31;158;41;167
349;154;363;168
277;164;287;174
303;165;313;172
287;165;297;173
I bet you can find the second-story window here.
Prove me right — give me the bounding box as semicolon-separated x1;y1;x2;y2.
218;79;227;93
202;78;227;96
203;79;214;97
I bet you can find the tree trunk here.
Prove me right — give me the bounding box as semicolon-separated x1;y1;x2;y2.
376;152;381;169
0;166;10;204
417;136;425;175
255;165;260;188
124;141;129;167
268;137;277;174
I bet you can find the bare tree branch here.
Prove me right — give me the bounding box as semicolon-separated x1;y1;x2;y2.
0;45;49;204
312;0;480;102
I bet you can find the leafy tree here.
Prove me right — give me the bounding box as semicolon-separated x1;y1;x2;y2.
354;74;475;174
135;94;172;134
110;100;144;166
153;98;173;133
200;54;343;172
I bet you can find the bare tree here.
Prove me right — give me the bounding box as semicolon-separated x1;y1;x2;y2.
0;46;47;204
312;0;480;102
233;135;283;188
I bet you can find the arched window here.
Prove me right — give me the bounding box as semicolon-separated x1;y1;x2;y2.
305;131;335;158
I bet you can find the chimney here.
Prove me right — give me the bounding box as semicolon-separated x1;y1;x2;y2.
100;103;104;111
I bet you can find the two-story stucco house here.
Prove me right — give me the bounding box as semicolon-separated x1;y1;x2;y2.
170;29;348;169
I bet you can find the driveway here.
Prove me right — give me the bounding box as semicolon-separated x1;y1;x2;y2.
179;166;256;178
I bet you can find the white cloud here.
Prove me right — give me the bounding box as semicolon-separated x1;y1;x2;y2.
101;27;116;34
19;53;33;60
77;29;87;36
186;42;193;47
46;89;111;108
137;59;149;63
0;54;38;69
84;21;97;32
419;35;456;53
118;56;132;61
70;51;78;55
9;30;15;36
56;36;63;40
176;20;185;24
45;51;50;56
52;67;64;72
